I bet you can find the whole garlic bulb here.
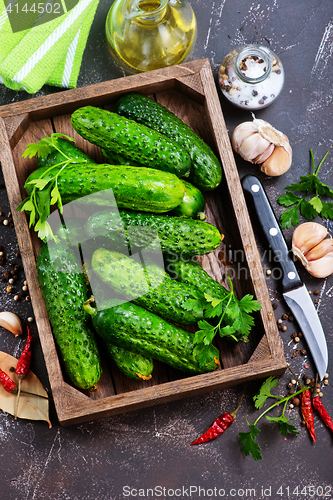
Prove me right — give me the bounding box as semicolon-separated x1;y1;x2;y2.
292;222;333;278
231;115;292;176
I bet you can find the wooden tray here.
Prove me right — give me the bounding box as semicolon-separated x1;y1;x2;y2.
0;59;286;426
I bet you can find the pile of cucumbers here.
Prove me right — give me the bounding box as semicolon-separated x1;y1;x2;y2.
34;93;228;390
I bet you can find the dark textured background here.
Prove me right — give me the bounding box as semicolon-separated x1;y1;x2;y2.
0;1;333;499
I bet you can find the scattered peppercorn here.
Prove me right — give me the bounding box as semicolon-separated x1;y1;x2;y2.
301;350;307;356
282;313;289;320
6;285;13;293
294;336;300;343
314;289;320;295
292;397;300;406
272;302;278;310
282;325;287;332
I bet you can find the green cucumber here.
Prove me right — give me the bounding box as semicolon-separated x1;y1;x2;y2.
167;180;206;220
71;106;191;178
84;300;220;374
37;137;95;169
36;242;102;390
165;257;229;299
91;248;203;325
114;93;222;191
101;148;141;167
105;343;153;380
25;164;185;213
85;209;222;257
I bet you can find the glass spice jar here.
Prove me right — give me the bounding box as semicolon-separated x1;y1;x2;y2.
219;44;284;110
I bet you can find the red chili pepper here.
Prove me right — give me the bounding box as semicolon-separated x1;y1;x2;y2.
16;326;33;379
287;364;316;443
0;367;17;393
191;389;244;445
300;389;316;442
0;366;48;400
14;326;34;418
191;412;234;445
312;395;333;433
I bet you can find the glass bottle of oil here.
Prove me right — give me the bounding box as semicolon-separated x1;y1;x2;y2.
105;0;197;74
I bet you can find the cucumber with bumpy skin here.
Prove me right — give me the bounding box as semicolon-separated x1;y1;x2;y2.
114;93;222;191
71;106;191;178
105;343;153;380
84;300;220;374
85;209;222;257
167;180;206;220
25;164;185;213
36;243;102;390
91;248;203;325
101;148;141;167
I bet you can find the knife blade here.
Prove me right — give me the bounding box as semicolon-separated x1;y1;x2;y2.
241;174;328;380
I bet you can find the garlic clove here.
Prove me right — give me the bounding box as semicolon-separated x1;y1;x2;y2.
292;222;329;255
253;143;275;164
238;133;271;162
0;311;23;336
305;238;333;262
231;116;292;176
231;121;258;153
306;251;333;279
260;145;292;176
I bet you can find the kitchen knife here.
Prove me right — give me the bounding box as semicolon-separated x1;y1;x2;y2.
241;174;328;380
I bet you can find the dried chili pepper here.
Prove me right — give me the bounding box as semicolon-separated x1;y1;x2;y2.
14;326;33;418
312;393;333;433
288;364;316;442
191;389;244;445
0;367;17;393
300;388;316;442
0;366;47;399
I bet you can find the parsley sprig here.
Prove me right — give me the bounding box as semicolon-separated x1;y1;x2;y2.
16;134;88;242
238;376;308;461
182;277;262;368
278;149;333;228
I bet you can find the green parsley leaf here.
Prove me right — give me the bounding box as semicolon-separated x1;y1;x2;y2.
280;203;300;229
193;343;220;369
253;376;279;409
238;421;262;461
300;199;319;221
265;414;300;437
16;133;87;242
309;195;323;213
278;149;333;226
277;192;302;207
321;202;333;219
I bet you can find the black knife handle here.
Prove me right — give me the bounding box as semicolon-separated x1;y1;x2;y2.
241;174;303;293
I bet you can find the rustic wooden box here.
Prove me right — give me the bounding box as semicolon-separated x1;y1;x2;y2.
0;59;286;426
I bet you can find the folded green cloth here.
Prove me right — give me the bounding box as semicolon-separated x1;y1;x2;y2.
0;0;99;93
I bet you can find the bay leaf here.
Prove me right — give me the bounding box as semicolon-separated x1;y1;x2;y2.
0;351;51;427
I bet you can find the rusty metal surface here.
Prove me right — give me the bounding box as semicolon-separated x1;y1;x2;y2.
0;1;332;498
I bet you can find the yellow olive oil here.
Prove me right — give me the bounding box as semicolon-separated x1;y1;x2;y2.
106;0;197;74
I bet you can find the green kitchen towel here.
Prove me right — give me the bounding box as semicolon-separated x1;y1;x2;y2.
0;0;99;94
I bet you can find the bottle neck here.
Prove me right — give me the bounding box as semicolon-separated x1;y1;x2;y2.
125;0;168;24
235;46;271;84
